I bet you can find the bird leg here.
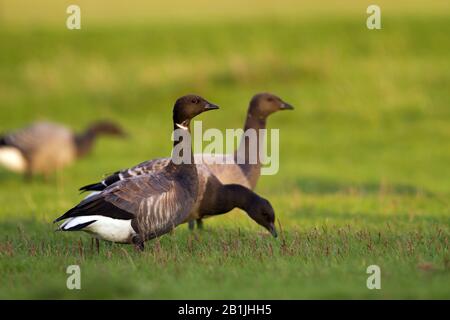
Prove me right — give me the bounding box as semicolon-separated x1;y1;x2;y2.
23;170;33;182
188;220;195;231
132;235;145;252
196;219;204;230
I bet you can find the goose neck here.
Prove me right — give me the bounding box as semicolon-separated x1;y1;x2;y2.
170;119;195;169
74;131;96;158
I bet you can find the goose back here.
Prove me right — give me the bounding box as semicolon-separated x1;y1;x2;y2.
195;153;254;189
0;122;76;174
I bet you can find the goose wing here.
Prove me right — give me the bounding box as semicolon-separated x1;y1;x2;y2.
57;172;193;239
79;157;171;192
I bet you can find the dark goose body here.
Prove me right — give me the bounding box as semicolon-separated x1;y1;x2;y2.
54;95;224;250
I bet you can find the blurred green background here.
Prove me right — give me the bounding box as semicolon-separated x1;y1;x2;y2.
0;0;449;299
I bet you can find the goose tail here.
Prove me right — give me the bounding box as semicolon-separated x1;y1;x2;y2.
53;205;79;223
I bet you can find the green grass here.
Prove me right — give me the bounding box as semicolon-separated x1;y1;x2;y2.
0;7;449;298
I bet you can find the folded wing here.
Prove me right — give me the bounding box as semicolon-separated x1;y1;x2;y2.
58;171;193;240
79;158;171;192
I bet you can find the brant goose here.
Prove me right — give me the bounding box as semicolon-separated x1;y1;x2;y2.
0;121;125;179
83;156;278;239
203;92;294;188
190;92;292;228
80;92;292;229
54;95;223;250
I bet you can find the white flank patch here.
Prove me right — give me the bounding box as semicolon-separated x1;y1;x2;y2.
0;147;27;173
60;215;135;243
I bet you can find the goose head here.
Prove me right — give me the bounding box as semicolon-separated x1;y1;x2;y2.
247;196;278;238
173;94;219;129
249;92;294;118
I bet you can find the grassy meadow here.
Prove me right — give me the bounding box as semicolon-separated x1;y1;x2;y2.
0;1;449;299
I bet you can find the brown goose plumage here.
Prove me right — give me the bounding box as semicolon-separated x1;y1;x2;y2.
54;95;221;250
79;93;292;229
0;121;124;178
202;92;294;189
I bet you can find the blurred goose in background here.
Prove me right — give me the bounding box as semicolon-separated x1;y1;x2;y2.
80;92;292;229
0;121;125;179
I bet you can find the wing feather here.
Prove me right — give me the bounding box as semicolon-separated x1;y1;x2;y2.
105;172;192;236
60;171;194;240
79;158;171;192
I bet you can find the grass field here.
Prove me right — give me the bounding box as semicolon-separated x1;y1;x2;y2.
0;1;449;299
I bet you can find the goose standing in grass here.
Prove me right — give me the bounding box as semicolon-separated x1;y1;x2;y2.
80;93;292;229
0;121;125;179
54;95;219;250
55;95;278;250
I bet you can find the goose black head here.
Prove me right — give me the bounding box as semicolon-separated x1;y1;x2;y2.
87;121;126;137
173;94;219;128
249;92;294;118
247;196;277;238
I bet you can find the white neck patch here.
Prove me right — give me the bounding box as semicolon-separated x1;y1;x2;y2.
175;123;188;130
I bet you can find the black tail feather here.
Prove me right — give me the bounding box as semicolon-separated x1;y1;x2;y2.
54;197;134;223
79;173;121;193
79;182;106;192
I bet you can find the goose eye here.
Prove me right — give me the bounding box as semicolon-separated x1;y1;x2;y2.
267;98;274;102
192;98;199;104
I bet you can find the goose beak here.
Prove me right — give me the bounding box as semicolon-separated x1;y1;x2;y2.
280;102;294;110
204;103;219;111
268;223;278;238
